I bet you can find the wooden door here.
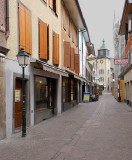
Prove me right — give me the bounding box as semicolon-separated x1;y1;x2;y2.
15;79;23;129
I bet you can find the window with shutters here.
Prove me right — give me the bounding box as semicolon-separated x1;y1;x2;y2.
64;41;70;68
18;2;32;54
39;20;49;60
53;32;59;65
62;4;66;31
41;0;47;4
70;48;75;71
49;0;58;16
72;23;74;43
68;14;70;37
75;28;78;47
75;54;80;74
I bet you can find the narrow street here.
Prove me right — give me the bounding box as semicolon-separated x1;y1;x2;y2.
0;93;132;160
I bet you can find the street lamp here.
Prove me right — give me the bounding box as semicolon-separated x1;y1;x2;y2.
17;48;29;137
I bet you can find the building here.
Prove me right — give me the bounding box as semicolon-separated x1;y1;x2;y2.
61;0;91;108
119;0;132;106
113;16;125;100
0;0;9;140
96;40;112;91
0;0;92;139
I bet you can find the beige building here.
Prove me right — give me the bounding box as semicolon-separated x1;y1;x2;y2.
5;0;67;137
1;0;91;139
96;40;112;91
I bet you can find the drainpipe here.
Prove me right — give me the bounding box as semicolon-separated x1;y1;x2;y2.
6;0;9;38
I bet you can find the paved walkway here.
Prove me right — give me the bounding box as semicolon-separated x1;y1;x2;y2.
0;93;132;160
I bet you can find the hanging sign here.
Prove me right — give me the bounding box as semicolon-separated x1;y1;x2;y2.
114;58;128;65
15;90;21;102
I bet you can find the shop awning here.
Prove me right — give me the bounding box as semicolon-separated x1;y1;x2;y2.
30;58;69;77
66;69;87;82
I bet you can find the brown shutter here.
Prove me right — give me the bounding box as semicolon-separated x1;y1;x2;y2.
47;24;49;60
44;0;47;3
64;41;70;68
19;3;26;51
19;3;32;54
56;0;58;16
70;48;75;71
53;32;59;65
49;0;53;9
39;20;48;60
25;9;31;54
75;54;80;74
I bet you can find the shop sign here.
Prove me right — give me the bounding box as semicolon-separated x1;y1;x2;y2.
15;90;21;102
83;92;90;102
114;58;128;65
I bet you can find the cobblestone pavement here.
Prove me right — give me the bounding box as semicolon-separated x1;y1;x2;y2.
0;93;132;160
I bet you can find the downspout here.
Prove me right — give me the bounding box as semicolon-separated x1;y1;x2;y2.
6;0;9;38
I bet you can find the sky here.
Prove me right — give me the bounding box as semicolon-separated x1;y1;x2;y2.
78;0;125;57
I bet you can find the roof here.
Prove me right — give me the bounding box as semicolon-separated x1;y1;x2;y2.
63;0;90;43
99;39;108;50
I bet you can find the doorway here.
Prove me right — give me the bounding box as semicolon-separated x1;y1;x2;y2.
15;79;23;129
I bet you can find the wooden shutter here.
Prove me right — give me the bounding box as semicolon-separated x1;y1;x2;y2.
70;48;75;71
43;0;47;3
39;20;48;60
53;32;59;65
64;41;70;68
49;0;53;9
19;3;26;51
47;25;49;60
19;3;32;54
56;0;58;16
75;54;80;74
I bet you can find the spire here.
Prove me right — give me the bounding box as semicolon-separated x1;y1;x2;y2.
100;39;107;50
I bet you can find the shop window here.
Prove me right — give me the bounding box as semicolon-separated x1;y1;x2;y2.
71;80;74;101
35;76;48;111
18;2;32;54
62;77;69;103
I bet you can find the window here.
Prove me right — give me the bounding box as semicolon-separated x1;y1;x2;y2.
62;4;66;30
72;23;74;43
100;77;104;82
67;13;70;37
99;69;104;74
53;32;59;65
49;0;58;16
35;76;48;111
42;0;47;3
39;20;49;60
18;2;32;54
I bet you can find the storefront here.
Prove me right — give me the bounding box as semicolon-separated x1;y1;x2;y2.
62;76;78;111
34;76;57;124
31;59;68;124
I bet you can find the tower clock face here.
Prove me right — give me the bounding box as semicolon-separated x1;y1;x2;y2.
100;60;103;64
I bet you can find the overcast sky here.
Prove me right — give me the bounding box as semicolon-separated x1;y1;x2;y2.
78;0;125;57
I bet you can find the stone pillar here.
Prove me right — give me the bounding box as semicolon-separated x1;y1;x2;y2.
0;53;6;140
79;81;82;102
57;75;62;114
77;80;79;104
